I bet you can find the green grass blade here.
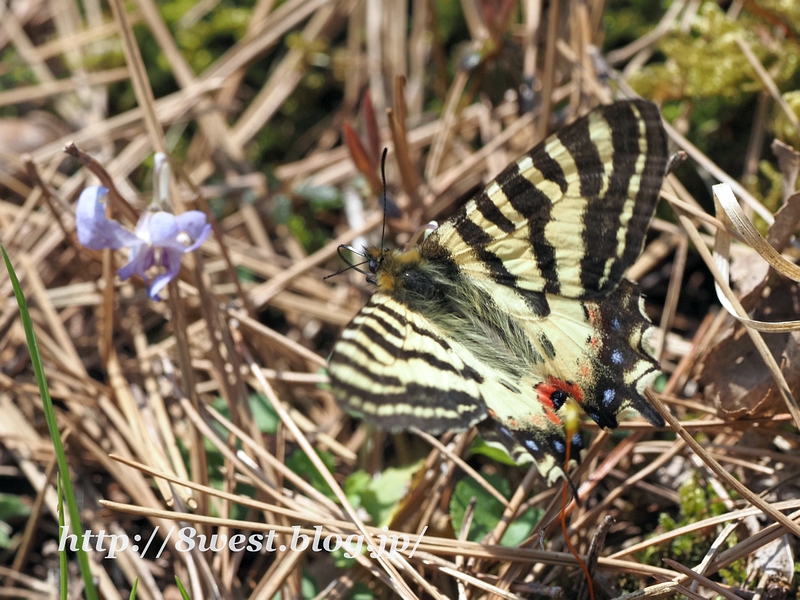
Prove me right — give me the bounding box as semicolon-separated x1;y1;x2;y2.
129;578;139;600
58;478;67;600
1;245;99;600
175;576;191;600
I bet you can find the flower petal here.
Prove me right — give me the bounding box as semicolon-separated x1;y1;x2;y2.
174;211;209;239
183;222;212;253
118;245;154;283
147;211;180;248
148;247;183;299
76;186;139;250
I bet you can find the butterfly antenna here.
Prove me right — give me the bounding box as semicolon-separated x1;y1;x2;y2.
322;260;370;280
324;245;371;280
379;147;388;251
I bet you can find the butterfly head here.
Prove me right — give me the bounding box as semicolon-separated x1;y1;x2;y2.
333;244;387;284
364;246;384;284
363;246;428;292
335;243;435;305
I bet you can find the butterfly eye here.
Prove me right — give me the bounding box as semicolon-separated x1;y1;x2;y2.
368;258;378;273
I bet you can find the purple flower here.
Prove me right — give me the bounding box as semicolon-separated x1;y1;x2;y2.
76;186;211;300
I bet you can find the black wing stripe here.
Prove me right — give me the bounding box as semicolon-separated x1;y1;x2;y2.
454;216;519;286
357;308;403;341
375;300;456;351
495;165;560;294
538;333;556;360
339;381;485;433
558;111;603;199
474;189;516;234
581;103;639;293
616;103;669;284
529;144;568;193
345;324;484;383
328;352;404;388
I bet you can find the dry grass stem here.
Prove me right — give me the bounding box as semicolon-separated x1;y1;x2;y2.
2;1;799;597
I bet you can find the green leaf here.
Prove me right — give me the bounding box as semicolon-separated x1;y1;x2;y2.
469;436;520;466
175;576;191;600
499;505;543;547
344;582;375;600
248;393;279;435
0;522;12;549
294;181;343;210
286;449;338;501
0;493;31;549
450;473;509;542
357;462;422;527
450;473;542;546
343;469;371;509
301;570;318;599
270;571;318;600
0;494;30;522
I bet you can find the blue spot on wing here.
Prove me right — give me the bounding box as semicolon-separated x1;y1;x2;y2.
524;439;539;453
611;349;623;364
603;388;616;407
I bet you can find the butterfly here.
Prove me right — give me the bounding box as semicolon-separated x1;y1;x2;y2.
327;100;669;483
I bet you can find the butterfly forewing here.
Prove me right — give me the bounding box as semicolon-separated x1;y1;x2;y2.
328;99;669;482
328;293;488;432
424;100;668;299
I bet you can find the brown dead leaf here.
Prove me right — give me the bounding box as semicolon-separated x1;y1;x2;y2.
699;279;800;419
731;191;800;311
771;138;800;203
767;191;800;252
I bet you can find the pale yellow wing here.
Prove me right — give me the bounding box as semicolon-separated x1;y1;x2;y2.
328;292;489;433
423;100;668;300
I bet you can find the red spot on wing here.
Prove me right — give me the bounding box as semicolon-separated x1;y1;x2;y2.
534;376;585;405
545;409;561;426
551;376;584;403
527;413;549;428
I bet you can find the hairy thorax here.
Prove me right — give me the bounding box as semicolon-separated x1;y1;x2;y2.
367;246;542;379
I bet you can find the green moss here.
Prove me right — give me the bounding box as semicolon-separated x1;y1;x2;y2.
603;0;672;50
772;91;800;149
640;475;748;588
629;3;800;102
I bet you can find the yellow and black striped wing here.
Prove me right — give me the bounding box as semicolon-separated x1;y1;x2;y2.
327;292;489;433
327;288;588;482
423;100;668;300
328;99;669;481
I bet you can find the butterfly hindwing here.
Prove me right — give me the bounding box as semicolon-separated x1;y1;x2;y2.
470;280;662;480
575;280;663;429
